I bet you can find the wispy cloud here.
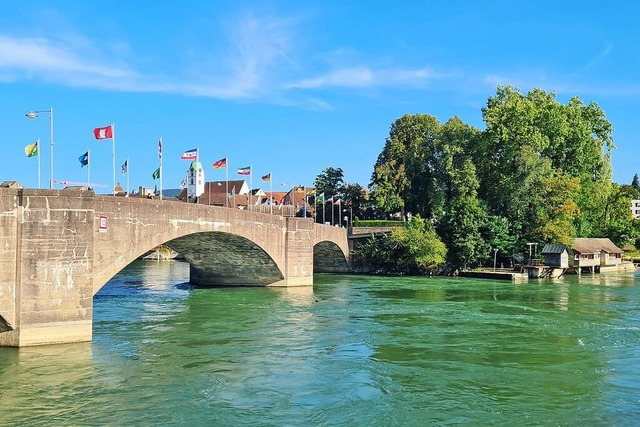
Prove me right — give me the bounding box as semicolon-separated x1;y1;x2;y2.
0;35;135;86
286;66;442;90
0;11;447;104
583;44;613;70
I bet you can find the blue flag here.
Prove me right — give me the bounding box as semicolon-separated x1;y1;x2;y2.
79;151;89;167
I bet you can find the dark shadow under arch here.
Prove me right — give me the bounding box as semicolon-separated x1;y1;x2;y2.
314;241;349;273
166;231;284;286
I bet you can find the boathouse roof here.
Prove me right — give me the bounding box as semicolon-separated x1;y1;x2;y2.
572;238;623;254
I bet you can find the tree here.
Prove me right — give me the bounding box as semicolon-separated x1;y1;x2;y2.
527;171;581;245
370;114;442;219
632;174;640;197
390;215;447;273
351;215;446;274
314;167;345;199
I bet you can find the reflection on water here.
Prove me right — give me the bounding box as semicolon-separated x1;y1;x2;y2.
1;262;639;426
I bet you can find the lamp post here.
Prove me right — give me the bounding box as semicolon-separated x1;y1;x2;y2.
493;248;499;271
25;107;54;189
343;207;353;231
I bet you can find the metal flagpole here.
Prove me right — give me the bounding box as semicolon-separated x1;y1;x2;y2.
249;165;253;209
270;173;273;215
159;136;163;201
225;156;229;208
126;157;130;195
37;138;41;189
322;194;325;224
111;123;116;195
87;149;91;189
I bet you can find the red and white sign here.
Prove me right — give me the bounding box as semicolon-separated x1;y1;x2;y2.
99;215;108;233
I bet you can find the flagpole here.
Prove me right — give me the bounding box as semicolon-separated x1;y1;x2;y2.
270;172;273;215
87;149;91;189
111;123;116;195
322;194;325;224
250;165;253;209
37;138;41;189
159;136;163;201
225;156;229;208
126;157;130;196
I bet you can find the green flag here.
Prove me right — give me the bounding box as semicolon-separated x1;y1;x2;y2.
316;192;324;203
152;168;160;180
25;140;38;157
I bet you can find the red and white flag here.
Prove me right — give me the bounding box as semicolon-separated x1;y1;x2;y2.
181;148;198;160
93;125;113;140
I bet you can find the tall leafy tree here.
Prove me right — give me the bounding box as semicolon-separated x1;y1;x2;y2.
314;167;345;199
370;114;441;219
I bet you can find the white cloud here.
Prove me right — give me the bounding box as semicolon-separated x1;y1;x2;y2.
0;36;135;86
287;66;443;90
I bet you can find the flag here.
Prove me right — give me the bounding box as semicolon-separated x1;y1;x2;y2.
121;160;128;175
93;125;113;140
180;177;187;187
213;158;227;169
335;199;341;206
158;138;162;159
181;148;197;160
295;186;305;193
237;166;251;175
79;151;89;167
326;195;334;203
316;192;324;203
152;168;160;180
25;140;38;157
261;173;271;182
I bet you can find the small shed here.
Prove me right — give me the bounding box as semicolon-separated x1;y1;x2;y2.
541;244;569;268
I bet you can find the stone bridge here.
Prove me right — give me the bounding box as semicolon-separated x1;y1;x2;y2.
0;188;349;347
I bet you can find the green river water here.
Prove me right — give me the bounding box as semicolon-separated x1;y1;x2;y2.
1;260;639;426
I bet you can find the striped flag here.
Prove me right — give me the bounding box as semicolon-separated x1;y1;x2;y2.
213;158;227;169
237;166;251;175
261;173;271;182
181;148;197;160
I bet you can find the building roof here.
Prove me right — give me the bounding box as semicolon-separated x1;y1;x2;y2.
572;238;623;254
542;244;568;254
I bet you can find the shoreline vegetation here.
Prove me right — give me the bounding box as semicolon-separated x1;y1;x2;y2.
314;85;640;277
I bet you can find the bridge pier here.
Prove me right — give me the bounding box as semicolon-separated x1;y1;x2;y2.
0;189;95;347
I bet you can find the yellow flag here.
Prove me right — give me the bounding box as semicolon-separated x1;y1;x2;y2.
25;140;38;158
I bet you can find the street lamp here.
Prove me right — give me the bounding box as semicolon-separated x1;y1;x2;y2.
26;107;54;189
493;248;499;271
343;207;353;231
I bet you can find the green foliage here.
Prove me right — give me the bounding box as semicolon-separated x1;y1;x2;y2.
390;216;447;272
351;215;446;274
364;84;626;274
314;167;345;199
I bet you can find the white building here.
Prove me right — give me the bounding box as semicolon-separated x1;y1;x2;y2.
187;160;205;200
632;199;640;219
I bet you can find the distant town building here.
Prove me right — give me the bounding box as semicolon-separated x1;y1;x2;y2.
632;199;640;219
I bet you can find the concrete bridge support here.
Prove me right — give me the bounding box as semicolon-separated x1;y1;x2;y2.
0;189;95;347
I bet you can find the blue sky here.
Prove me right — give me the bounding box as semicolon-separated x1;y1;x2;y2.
1;1;638;193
